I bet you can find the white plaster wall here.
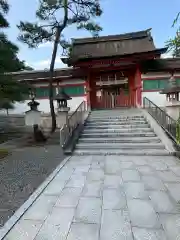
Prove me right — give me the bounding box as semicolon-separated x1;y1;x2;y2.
67;96;87;111
1;93;166;114
2;96;86;114
142;92;166;107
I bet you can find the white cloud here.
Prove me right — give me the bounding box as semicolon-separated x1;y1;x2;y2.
31;58;67;69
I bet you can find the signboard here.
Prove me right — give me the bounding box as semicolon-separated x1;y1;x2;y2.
96;79;128;86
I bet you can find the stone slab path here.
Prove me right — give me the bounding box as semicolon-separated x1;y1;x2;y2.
3;155;180;240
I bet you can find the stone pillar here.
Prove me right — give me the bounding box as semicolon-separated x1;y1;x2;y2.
54;88;72;128
25;110;41;127
56;107;70;128
25;99;41;127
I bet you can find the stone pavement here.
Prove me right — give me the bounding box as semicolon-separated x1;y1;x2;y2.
3;154;180;240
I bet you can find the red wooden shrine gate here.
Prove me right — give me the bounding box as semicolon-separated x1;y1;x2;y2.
96;89;136;109
88;71;137;109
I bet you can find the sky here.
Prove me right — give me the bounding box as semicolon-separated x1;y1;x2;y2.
6;0;180;70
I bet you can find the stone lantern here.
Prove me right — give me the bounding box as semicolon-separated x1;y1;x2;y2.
161;72;180;120
25;96;41;127
54;88;72;128
27;98;40;111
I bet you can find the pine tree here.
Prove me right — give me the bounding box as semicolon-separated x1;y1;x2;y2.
0;100;14;115
166;13;180;57
0;0;31;111
18;0;102;133
166;31;180;57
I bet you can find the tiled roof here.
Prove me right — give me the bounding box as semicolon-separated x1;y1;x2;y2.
141;58;180;72
69;29;158;61
10;67;84;81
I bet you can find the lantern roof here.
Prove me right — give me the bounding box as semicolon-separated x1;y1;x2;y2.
54;88;72;100
27;99;40;107
161;73;180;94
161;87;180;94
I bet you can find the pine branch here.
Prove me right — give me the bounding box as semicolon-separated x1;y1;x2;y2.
0;0;9;14
18;0;103;133
18;0;103;51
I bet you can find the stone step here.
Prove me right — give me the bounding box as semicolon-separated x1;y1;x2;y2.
83;128;153;133
88;116;145;121
90;109;141;112
91;109;140;112
84;124;150;129
90;115;144;118
90;115;144;119
73;149;172;156
86;121;148;125
87;118;147;122
75;143;165;150
90;110;142;114
81;132;156;138
78;137;161;143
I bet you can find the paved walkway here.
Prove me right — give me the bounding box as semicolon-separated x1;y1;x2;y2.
2;155;180;239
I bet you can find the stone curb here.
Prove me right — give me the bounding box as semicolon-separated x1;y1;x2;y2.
0;155;72;240
73;151;175;156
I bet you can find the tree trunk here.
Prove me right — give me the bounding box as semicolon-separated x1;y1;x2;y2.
48;0;68;134
49;28;61;133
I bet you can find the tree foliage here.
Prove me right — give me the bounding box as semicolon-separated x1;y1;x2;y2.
0;99;14;115
166;32;180;58
0;0;9;28
18;0;103;133
166;12;180;57
0;0;32;112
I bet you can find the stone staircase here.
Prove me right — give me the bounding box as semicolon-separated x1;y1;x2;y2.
73;109;170;156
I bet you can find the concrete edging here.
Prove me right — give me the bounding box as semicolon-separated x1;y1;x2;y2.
0;155;72;240
141;109;176;154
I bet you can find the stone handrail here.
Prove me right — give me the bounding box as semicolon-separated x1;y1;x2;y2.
60;101;89;148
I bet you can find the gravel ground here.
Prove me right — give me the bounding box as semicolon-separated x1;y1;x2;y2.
0;145;65;227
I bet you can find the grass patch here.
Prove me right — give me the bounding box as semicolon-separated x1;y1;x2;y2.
0;148;10;159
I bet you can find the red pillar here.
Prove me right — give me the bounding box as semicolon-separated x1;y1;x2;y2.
128;71;136;107
85;73;91;109
89;73;97;108
134;66;142;107
87;71;96;109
